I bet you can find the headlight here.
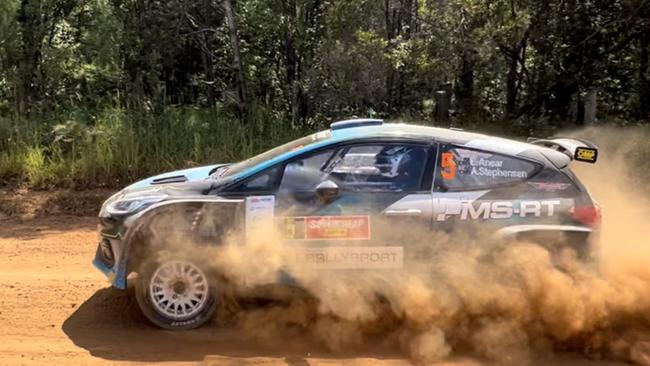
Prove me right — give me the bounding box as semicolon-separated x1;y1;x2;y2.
104;194;168;216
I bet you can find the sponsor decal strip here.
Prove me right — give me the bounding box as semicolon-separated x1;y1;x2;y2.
441;151;528;181
290;246;403;269
434;199;561;221
277;215;371;240
459;156;527;179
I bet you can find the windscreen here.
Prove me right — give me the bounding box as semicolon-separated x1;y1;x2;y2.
215;130;332;179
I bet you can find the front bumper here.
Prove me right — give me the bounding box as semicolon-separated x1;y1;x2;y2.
93;219;128;289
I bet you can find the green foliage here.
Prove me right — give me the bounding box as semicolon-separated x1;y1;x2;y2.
0;105;303;188
0;0;649;188
2;0;649;121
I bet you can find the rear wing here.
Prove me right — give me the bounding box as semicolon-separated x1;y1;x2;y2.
527;136;598;163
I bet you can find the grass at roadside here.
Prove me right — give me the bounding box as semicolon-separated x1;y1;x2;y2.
1;107;649;190
0;105;305;189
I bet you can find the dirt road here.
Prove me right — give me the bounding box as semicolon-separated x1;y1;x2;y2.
0;216;420;365
0;214;629;366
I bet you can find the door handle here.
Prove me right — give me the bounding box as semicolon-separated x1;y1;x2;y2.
384;208;423;216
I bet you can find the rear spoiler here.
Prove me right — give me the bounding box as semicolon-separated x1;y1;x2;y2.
527;136;598;163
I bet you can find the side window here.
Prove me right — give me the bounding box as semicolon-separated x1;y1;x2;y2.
437;145;540;190
233;165;282;193
279;149;336;193
328;144;428;192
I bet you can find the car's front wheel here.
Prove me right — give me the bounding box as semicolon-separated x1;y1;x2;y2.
135;259;218;330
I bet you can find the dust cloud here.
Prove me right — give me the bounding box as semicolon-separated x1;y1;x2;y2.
153;126;650;365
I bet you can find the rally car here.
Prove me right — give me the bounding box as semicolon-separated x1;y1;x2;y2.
93;119;600;329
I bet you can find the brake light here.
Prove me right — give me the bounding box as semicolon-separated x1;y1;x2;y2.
570;203;601;228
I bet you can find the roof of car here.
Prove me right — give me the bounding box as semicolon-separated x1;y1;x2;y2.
230;121;571;181
331;122;571;168
332;123;485;143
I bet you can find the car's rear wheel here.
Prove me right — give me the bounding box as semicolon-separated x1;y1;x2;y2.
135;258;218;330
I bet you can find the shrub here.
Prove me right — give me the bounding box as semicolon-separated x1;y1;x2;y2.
0;105;307;188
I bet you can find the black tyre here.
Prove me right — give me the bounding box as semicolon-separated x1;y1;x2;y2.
135;258;218;330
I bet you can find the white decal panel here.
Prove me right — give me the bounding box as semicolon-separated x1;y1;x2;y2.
289;246;403;269
245;195;275;238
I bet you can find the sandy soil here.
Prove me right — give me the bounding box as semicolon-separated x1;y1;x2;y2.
0;215;413;365
0;215;627;366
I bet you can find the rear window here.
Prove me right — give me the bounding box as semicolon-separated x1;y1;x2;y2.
437;145;541;190
523;167;581;198
329;144;428;192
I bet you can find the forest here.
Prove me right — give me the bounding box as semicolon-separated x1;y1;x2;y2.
0;0;649;188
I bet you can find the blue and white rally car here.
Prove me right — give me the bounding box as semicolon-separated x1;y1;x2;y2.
94;119;601;329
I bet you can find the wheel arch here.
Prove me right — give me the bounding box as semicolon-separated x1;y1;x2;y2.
116;198;245;288
496;224;595;258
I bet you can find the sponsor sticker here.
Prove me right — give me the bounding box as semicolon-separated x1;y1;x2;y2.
458;157;527;179
574;147;598;163
528;182;571;192
277;215;371;240
434;199;561;221
277;216;306;239
290;246;403;269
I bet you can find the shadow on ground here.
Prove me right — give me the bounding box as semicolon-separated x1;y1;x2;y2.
61;287;402;363
60;288;630;366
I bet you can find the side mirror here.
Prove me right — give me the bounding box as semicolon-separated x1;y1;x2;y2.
315;180;340;200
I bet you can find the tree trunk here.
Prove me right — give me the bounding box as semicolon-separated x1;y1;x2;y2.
384;0;395;110
638;35;650;121
504;34;528;117
455;49;476;117
384;0;413;112
200;32;216;107
435;89;450;124
16;0;42;115
505;54;518;116
222;0;247;120
551;78;579;120
583;88;597;124
282;0;299;124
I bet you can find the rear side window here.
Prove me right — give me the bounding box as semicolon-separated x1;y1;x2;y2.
437;145;541;190
278;143;430;193
329;144;428;192
525;167;580;198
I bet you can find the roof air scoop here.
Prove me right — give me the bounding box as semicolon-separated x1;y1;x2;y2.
151;175;188;184
330;118;384;130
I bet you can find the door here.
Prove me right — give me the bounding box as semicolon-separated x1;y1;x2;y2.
431;143;546;233
273;141;435;269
